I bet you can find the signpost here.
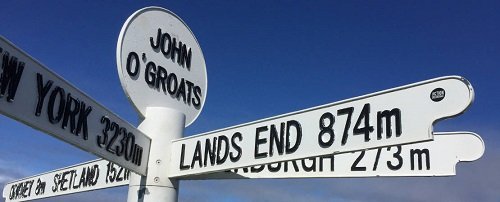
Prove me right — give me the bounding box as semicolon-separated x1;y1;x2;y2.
0;36;151;176
115;7;207;202
2;160;129;202
0;6;485;202
169;76;474;177
181;132;484;179
116;7;207;127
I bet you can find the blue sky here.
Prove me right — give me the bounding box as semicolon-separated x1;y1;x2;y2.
1;1;500;201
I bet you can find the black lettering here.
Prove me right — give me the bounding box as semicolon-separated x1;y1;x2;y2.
179;144;190;170
117;129;127;157
410;149;430;170
387;146;403;170
116;166;124;182
160;32;172;56
52;174;59;192
47;87;65;124
166;72;178;95
90;165;99;186
126;52;139;77
353;104;374;142
216;135;229;164
133;146;143;166
181;44;192;69
286;120;302;154
204;137;217;166
35;178;46;196
176;78;187;102
98;116;111;148
255;126;268;159
191;141;202;168
251;165;265;173
150;28;161;49
106;122;119;154
155;65;168;92
373;148;382;171
351;151;367;171
106;162;112;183
287;160;300;172
81;166;90;187
9;180;34;199
230;132;243;162
171;38;182;63
108;163;117;183
61;93;80;133
76;102;92;140
268;162;281;172
69;170;77;190
145;61;156;86
74;168;83;188
269;123;285;157
124;169;131;181
318;112;335;148
185;80;194;104
60;171;69;191
302;157;316;172
9;184;14;199
124;133;136;161
88;166;96;186
377;108;402;139
28;180;34;197
320;155;335;172
151;29;193;68
35;73;53;116
192;86;202;108
0;51;24;102
338;107;354;146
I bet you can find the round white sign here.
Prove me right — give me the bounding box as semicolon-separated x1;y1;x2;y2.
117;7;207;126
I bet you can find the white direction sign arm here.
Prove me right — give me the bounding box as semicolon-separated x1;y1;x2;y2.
0;36;151;175
2;159;130;202
180;132;484;179
169;76;474;177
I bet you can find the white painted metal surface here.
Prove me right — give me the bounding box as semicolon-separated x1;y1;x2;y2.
2;159;130;202
128;108;184;202
181;132;484;179
169;76;474;177
116;7;207;127
0;36;151;175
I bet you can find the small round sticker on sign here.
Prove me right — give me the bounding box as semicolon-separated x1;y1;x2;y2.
430;88;445;102
117;7;207;126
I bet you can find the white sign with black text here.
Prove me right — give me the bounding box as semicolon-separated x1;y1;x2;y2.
0;36;151;175
180;132;484;179
169;76;474;177
2;159;130;202
116;7;207;126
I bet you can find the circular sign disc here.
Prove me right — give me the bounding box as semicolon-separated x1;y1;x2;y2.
117;7;207;126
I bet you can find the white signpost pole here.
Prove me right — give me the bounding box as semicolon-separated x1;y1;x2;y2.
127;108;185;202
116;7;207;202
